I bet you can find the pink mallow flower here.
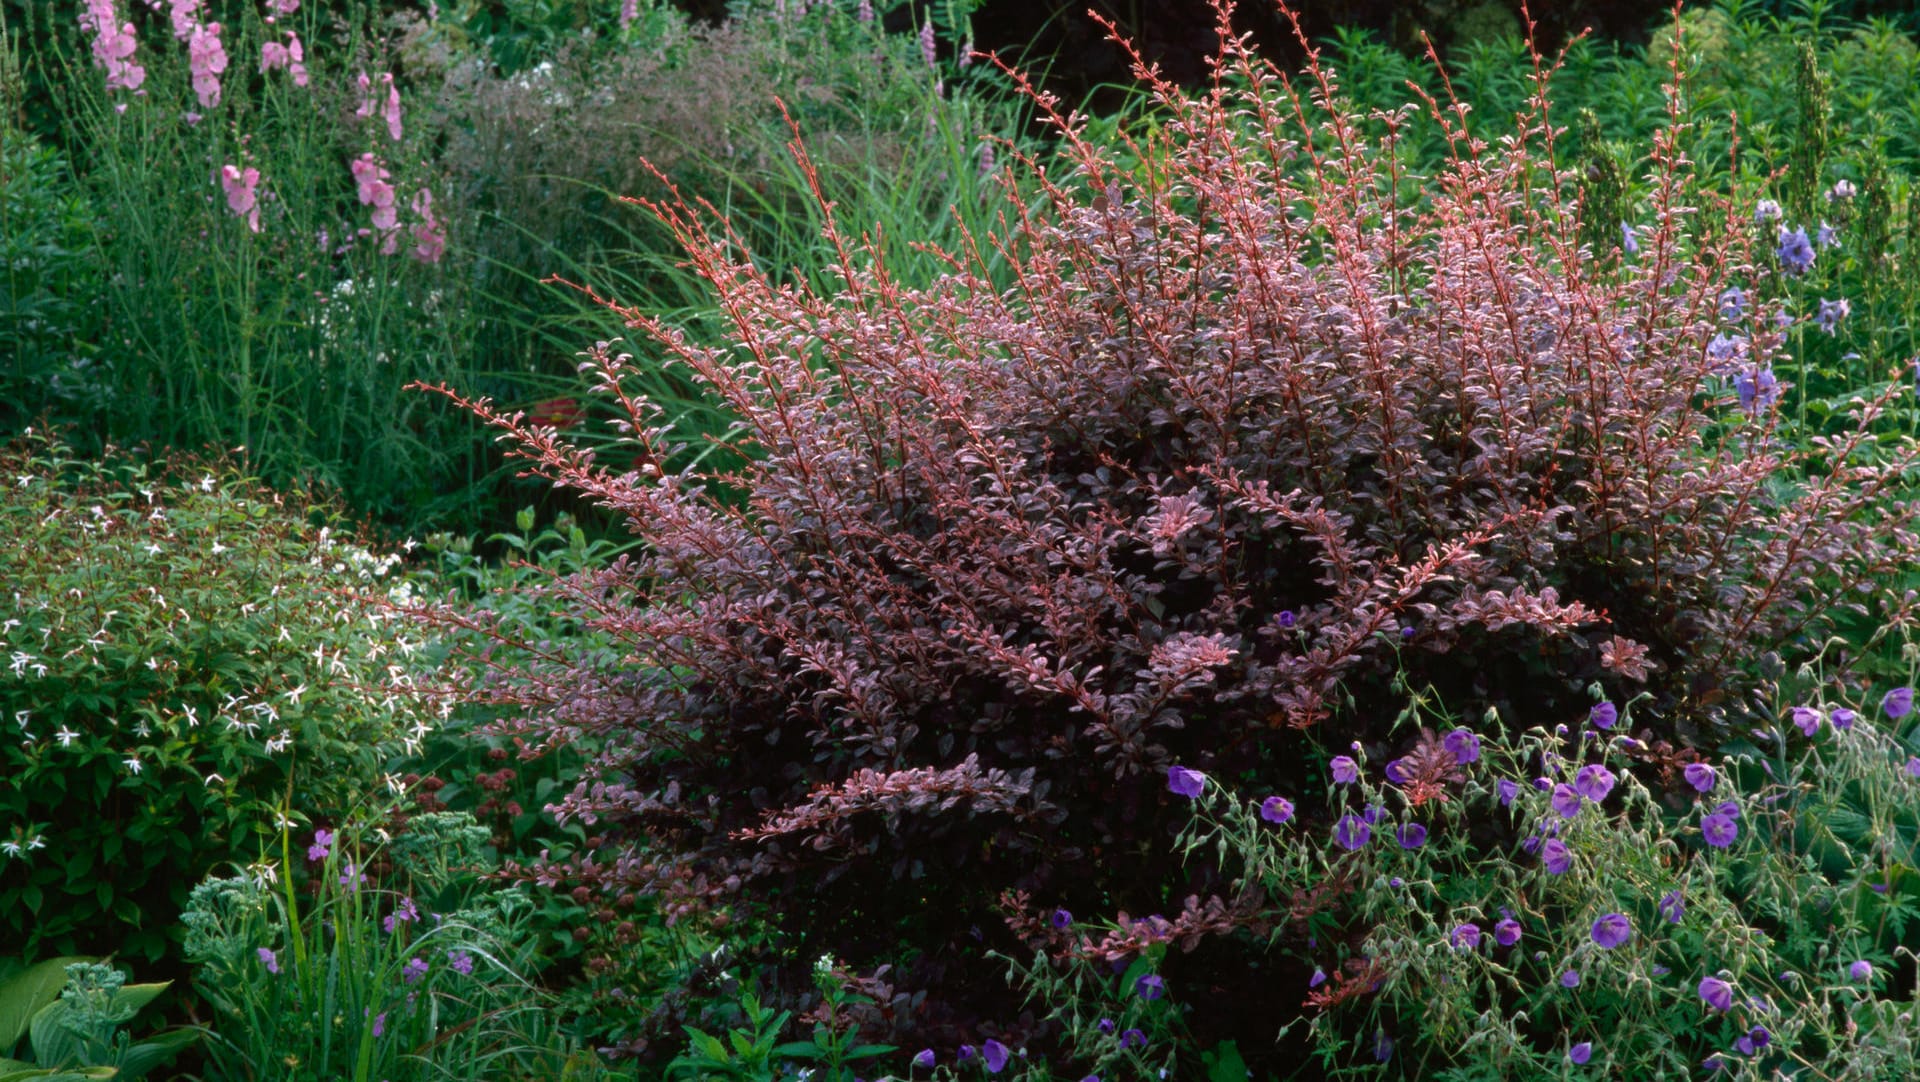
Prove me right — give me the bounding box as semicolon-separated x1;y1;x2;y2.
354;71;376;118
216;163;262;232
351;154;399;241
264;0;299;22
410;188;445;264
187;22;227;108
383;76;403;141
80;0;146;94
259;33;309;87
167;0;202;40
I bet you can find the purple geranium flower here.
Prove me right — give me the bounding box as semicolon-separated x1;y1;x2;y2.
1097;1019;1115;1035
982;1039;1010;1073
1362;802;1385;823
1120;1028;1147;1050
1373;1030;1393;1062
1589;702;1618;730
1882;687;1913;719
1790;706;1822;736
1659;889;1686;924
1830;707;1856;730
1715;800;1740;820
1560;969;1581;988
1777;226;1815;274
1135;974;1165;1000
1397;823;1427;850
1260;796;1294;824
1498;779;1520;806
1574;764;1616;803
257;947;279;974
1277;609;1297;629
1569;1041;1593;1065
1383;758;1411;784
1334;815;1371;850
1541;838;1572;875
1451;923;1481;950
1494;917;1522;946
1330;756;1359;784
913;1049;936;1069
1051;908;1072;930
1849;959;1873;982
1590;913;1632;950
1309;967;1327;988
1551;784;1583;819
1906;757;1920;779
1684;763;1716;792
1167;765;1205;799
1444;728;1480;764
1699;976;1733;1011
1702;813;1739;848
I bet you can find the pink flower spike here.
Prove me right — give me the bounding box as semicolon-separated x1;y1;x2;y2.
167;0;201;40
383;75;403;141
217;163;262;232
354;71;376;117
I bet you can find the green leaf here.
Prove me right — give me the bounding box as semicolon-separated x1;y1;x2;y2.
770;1042;823;1058
110;1030;194;1081
27;1002;84;1070
0;958;93;1054
1205;1040;1249;1082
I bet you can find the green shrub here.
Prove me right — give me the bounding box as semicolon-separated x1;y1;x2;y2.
0;958;194;1080
0;432;439;966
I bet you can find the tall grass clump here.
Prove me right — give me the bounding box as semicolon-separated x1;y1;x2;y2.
414;0;1920;1066
28;0;518;531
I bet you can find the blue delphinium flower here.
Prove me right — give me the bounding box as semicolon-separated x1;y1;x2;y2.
1735;368;1780;413
1707;332;1747;373
1777;226;1815;274
1621;221;1639;256
1816;221;1839;248
1718;286;1747;320
1815;297;1850;335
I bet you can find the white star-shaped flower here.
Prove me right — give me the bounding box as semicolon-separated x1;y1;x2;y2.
123;757;143;775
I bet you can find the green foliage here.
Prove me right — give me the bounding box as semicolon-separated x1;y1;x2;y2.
0;121;103;437
0;433;439;965
0;960;193;1081
668;959;896;1082
182;814;613;1082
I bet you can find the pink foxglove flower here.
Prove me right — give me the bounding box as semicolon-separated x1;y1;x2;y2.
217;163;262;232
187;22;227;108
